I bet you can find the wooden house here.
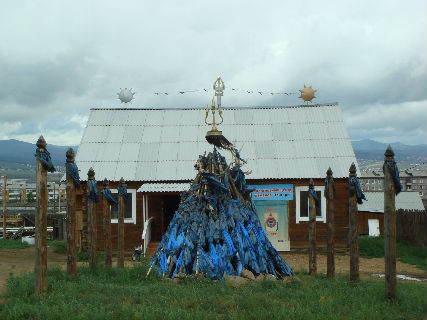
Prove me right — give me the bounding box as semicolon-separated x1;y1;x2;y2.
73;103;359;252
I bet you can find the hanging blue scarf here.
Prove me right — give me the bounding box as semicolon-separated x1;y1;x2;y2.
65;162;80;188
118;184;128;199
102;188;117;205
160;252;168;273
35;149;56;173
349;176;366;204
308;188;320;208
88;179;99;203
324;177;336;199
384;161;402;195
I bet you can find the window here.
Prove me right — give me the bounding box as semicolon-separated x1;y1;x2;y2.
378;185;382;191
407;185;411;190
372;186;376;191
295;186;326;223
110;189;137;224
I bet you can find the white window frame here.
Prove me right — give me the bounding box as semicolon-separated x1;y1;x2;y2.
110;189;137;224
295;186;326;224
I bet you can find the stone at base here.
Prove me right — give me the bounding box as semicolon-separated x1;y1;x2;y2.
224;274;249;287
240;269;256;280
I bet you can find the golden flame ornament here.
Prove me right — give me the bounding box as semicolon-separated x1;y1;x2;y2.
299;85;316;103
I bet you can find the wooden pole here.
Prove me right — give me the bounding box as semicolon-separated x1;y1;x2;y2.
348;162;359;283
87;168;97;272
308;178;317;275
383;145;396;300
326;167;335;278
66;148;77;279
2;174;6;239
103;179;112;267
118;177;126;268
35;136;48;294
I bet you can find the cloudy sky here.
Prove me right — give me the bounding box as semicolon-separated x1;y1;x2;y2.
0;0;426;146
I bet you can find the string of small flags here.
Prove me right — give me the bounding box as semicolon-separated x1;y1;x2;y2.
152;88;297;96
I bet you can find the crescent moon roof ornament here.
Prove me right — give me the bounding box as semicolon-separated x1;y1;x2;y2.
117;88;135;103
298;85;317;104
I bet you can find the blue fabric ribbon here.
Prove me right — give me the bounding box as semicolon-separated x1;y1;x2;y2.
349;176;366;204
65;162;80;188
88;179;99;203
102;188;117;205
384;161;402;195
118;185;128;199
324;178;336;199
35;149;56;173
308;188;320;208
160;252;168;273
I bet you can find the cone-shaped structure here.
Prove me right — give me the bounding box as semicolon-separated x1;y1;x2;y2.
149;147;293;280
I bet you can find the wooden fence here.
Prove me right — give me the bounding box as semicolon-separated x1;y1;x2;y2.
396;209;427;248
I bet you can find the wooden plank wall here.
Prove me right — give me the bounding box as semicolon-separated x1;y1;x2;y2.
247;178;350;248
358;211;384;235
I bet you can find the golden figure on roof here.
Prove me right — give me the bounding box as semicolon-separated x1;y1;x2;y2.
299;85;316;103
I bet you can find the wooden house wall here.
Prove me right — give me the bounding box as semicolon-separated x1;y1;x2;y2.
357;211;384;236
246;178;350;248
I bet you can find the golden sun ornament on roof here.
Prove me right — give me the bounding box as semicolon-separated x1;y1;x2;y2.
299;85;316;103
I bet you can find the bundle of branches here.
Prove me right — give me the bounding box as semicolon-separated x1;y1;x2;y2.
149;147;293;280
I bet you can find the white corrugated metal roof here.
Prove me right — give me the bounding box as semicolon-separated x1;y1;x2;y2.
137;182;191;193
75;103;359;181
359;192;425;212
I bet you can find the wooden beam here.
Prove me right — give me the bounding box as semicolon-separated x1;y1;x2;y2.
383;145;396;300
118;177;126;268
87;168;97;272
66;148;77;279
103;179;112;267
326;167;335;278
308;178;317;275
35;136;48;294
348;163;359;283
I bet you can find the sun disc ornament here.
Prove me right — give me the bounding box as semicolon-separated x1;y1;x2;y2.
298;85;316;103
117;88;135;103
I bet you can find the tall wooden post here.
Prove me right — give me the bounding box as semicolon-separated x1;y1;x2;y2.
118;178;126;268
308;178;317;274
348;162;359;283
383;145;396;300
87;168;98;272
103;179;112;267
66;148;77;279
35;136;48;294
2;175;6;239
326;167;335;278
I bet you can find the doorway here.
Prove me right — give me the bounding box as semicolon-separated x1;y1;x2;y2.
162;195;181;234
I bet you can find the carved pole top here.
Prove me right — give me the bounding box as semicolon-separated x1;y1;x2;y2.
326;167;333;178
103;178;109;188
384;144;394;161
309;178;314;189
66;148;75;163
36;135;46;152
349;162;357;177
88;167;95;180
119;177;126;187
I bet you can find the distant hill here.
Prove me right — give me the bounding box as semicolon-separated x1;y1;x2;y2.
352;139;426;162
0;139;77;166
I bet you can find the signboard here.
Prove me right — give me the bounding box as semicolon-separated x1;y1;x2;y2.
247;184;293;201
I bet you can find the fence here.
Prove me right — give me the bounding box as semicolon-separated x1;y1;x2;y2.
396;209;427;248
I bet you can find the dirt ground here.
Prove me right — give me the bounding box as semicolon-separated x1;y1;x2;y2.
0;249;425;295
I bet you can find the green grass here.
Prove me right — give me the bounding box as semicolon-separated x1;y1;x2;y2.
0;262;426;320
0;238;30;250
359;236;427;270
47;240;67;254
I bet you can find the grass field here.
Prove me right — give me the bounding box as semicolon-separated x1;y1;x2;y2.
359;236;426;270
0;262;426;320
0;238;30;250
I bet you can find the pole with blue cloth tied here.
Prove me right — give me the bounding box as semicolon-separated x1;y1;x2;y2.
65;148;79;279
325;167;335;278
348;162;360;283
118;177;127;268
87;167;99;272
34;136;54;294
383;145;397;300
308;178;317;274
102;179;116;267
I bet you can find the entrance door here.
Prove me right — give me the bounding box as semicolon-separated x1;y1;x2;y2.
253;200;290;251
368;219;380;237
162;195;180;234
